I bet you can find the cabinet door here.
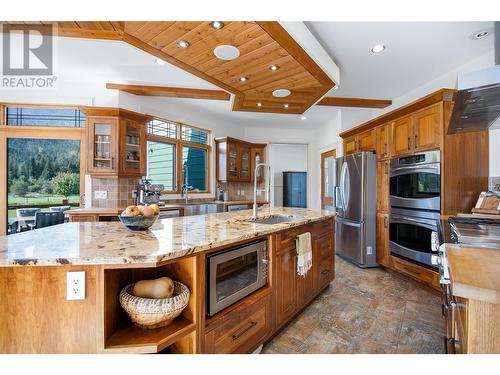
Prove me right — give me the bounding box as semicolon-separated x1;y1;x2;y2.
238;145;251;182
297;257;315;309
343;136;357;155
87;117;118;175
376;213;390;267
275;248;297;328
376;123;390;160
227;143;239;181
376;160;389;212
358;129;375;152
392;115;413;156
120;119;145;176
413;103;442;152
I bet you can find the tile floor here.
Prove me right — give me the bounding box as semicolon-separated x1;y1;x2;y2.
263;256;445;354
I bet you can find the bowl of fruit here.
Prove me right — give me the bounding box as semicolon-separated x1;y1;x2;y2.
119;204;160;230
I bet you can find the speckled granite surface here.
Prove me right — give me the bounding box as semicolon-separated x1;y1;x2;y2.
0;207;334;267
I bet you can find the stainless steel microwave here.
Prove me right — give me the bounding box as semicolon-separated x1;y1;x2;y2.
389;150;441;211
206;240;268;316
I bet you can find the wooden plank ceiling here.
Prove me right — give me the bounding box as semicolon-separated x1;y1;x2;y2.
2;21;335;114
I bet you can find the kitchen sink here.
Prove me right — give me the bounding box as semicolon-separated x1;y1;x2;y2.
176;202;225;216
244;214;303;225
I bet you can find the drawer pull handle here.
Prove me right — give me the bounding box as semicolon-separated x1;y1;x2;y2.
321;269;331;275
232;321;257;341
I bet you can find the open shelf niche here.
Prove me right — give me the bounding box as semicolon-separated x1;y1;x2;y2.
102;256;198;354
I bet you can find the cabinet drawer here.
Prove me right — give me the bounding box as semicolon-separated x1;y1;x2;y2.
390;256;439;289
69;215;98;222
313;219;334;238
205;295;270;354
277;225;313;254
317;255;334;290
316;233;334;259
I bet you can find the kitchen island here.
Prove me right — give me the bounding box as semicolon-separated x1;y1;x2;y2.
0;207;335;354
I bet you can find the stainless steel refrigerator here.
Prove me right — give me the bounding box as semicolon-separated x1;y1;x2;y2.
334;152;378;268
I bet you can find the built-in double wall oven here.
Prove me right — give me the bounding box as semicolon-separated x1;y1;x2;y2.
389;151;441;269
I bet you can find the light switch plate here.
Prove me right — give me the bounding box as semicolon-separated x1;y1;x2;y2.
94;190;108;200
67;271;85;300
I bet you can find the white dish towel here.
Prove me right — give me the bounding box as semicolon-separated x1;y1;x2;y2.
296;232;313;277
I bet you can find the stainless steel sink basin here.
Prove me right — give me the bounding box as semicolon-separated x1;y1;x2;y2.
244;214;302;225
176;202;224;216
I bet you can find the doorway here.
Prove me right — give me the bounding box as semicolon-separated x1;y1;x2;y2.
321;149;336;210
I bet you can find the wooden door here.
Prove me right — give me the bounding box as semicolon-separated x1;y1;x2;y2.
392;115;413;156
376;213;390;267
119;119;145;177
320;149;336;210
357;129;375;152
376;160;389;212
87;117;118;175
376;123;390;160
413;103;442;152
275;248;297;327
343;136;357;155
227;142;239;182
238;145;251;182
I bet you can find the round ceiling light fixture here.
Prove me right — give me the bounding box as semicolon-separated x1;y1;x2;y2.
272;89;291;98
156;58;166;65
210;21;225;30
269;64;280;71
256;102;262;107
239;76;248;82
214;45;240;61
301;116;307;121
370;44;385;53
176;39;190;49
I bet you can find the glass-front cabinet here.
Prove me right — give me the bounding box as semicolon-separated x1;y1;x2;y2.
216;137;266;183
228;143;238;180
238;145;251;182
84;108;151;177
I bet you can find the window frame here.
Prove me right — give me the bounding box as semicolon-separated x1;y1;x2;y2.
146;117;211;195
2;102;87;128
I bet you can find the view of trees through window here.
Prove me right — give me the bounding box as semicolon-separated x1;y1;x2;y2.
7;138;80;218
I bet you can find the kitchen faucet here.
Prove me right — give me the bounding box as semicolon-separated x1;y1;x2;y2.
181;164;194;204
253;163;271;219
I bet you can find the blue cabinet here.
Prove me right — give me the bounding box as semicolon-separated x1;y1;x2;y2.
283;172;307;208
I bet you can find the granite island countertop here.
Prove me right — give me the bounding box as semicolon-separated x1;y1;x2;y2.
0;207;334;267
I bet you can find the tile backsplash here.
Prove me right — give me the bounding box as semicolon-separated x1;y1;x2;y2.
91;177;138;208
220;181;266;201
489;176;500;191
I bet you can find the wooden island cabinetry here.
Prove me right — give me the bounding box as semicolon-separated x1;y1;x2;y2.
340;89;489;290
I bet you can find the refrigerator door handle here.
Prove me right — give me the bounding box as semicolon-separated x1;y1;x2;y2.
340;161;349;213
335;186;343;210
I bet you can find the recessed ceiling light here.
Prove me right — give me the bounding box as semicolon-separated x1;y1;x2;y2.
176;40;190;49
269;64;280;71
272;89;291;98
301;116;307;120
284;104;289;109
214;45;240;61
210;21;224;30
475;31;489;39
239;76;248;82
370;44;385;53
257;102;262;107
156;58;166;65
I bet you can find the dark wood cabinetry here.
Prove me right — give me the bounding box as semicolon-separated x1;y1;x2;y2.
216;137;266;183
82;107;151;178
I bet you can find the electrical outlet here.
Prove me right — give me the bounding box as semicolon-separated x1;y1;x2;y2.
94;190;108;200
67;271;85;300
366;246;373;255
241;190;245;197
131;190;137;199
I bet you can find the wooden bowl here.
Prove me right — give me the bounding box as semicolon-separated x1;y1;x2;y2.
119;281;190;329
118;214;158;230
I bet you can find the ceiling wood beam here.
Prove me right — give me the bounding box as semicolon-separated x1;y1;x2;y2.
317;97;392;108
106;83;231;101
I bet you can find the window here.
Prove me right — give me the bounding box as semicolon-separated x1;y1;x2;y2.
5;106;86;128
146;117;211;193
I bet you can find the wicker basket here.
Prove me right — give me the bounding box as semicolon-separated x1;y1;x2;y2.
119;281;190;329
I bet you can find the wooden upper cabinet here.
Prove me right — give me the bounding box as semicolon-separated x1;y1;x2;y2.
392;115;413;156
343;136;357;155
83;108;151;178
216;138;266;183
376;123;391;160
357;129;375;152
412;103;442;152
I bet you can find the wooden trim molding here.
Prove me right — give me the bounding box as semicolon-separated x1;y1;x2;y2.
317;97;392;108
78;107;152;124
340;88;456;139
106;83;231;101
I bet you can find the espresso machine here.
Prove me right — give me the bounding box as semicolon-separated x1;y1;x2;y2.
136;177;164;206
